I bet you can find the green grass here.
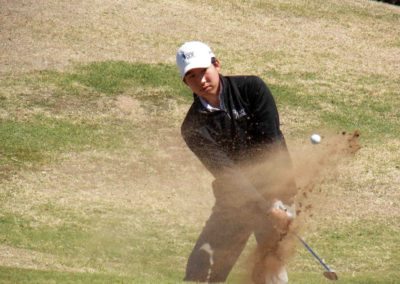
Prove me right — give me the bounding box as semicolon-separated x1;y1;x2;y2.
0;206;192;282
0;267;398;284
312;220;398;270
0;266;132;284
0;115;133;175
52;61;188;98
287;272;400;284
1;0;399;281
0;212;90;254
1;60;399;282
271;84;399;140
281;218;400;283
56;60;400;142
223;0;400;23
1;203;399;282
0;61;193;175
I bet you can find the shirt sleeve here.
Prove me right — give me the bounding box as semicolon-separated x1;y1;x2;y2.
246;76;284;145
247;77;297;203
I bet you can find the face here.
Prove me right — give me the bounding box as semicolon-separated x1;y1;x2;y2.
184;60;221;99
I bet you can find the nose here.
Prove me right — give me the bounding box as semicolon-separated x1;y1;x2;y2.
200;70;207;84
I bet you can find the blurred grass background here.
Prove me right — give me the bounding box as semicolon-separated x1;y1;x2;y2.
0;0;399;283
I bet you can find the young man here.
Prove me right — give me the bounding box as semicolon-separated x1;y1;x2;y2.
176;41;296;284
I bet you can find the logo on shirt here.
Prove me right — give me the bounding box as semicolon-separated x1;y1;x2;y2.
232;108;247;119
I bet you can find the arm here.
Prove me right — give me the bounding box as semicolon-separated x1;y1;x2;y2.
182;125;273;213
247;76;284;145
247;77;297;203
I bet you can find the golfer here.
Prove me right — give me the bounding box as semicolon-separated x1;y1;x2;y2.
176;41;296;284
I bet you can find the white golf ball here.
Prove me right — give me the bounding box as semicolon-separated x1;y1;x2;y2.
310;134;321;144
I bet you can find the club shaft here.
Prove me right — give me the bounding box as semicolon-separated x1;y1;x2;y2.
295;234;333;272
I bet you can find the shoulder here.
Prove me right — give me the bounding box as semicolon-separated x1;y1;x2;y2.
224;75;271;100
225;75;266;87
224;75;269;95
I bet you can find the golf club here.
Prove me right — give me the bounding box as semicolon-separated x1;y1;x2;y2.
273;201;338;280
295;234;338;281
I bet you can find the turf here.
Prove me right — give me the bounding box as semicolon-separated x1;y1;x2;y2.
0;0;399;283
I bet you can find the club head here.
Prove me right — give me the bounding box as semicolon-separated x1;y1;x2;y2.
323;271;338;281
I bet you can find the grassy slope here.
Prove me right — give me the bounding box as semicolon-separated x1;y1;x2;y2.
0;0;399;283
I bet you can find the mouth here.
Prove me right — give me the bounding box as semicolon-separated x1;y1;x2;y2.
202;85;212;92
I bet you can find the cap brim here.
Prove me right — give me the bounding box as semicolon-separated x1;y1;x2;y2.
182;58;212;78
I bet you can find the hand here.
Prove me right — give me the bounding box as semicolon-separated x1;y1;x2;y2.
270;200;295;235
272;200;295;219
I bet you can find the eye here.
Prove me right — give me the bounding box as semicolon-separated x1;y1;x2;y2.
184;72;195;80
187;73;196;79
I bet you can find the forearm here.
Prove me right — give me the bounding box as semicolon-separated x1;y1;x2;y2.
183;132;273;213
214;166;274;212
250;137;297;205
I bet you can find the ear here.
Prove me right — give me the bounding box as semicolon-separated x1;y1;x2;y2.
213;58;221;72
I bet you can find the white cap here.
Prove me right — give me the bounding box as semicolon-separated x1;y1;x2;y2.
176;41;215;78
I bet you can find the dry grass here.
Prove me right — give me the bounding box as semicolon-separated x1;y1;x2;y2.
1;0;399;81
0;0;399;281
0;244;94;273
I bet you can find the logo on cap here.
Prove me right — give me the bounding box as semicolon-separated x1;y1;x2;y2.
181;51;194;61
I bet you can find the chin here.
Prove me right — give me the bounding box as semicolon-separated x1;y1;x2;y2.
203;89;216;96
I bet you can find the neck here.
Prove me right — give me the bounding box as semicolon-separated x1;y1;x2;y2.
204;95;220;108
